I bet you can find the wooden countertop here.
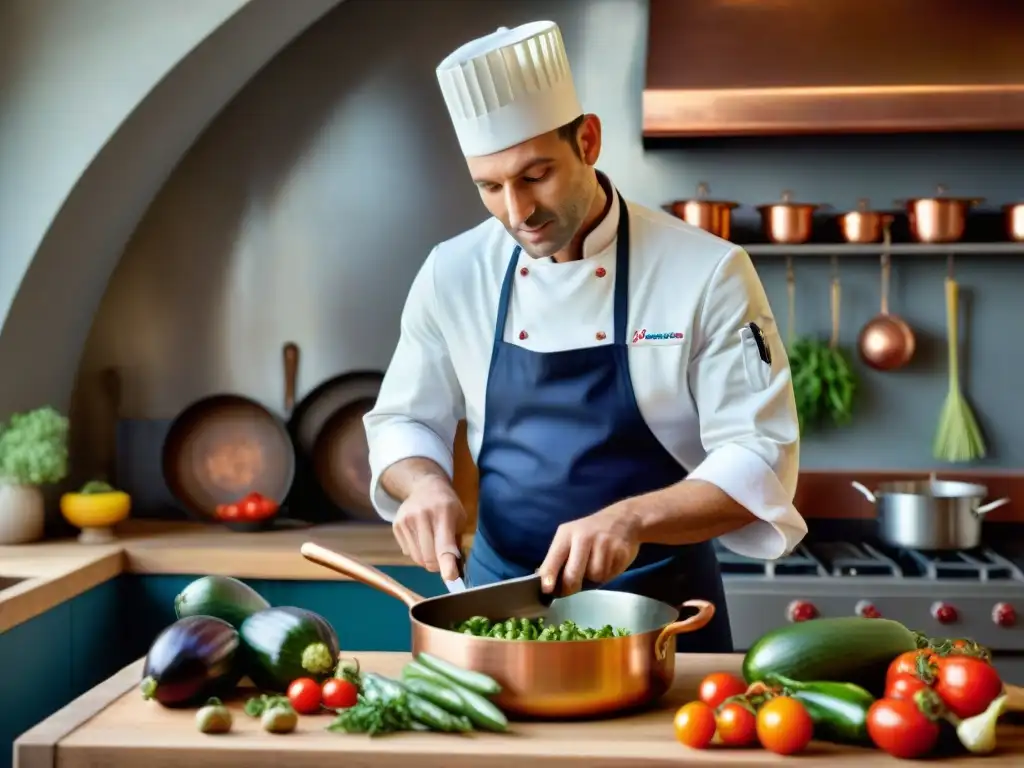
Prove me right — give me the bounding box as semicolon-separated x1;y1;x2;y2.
16;652;1024;768
0;520;429;633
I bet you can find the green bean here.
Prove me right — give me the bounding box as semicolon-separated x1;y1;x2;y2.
451;615;632;641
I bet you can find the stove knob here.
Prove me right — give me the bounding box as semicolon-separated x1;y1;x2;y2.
993;602;1017;628
788;600;818;623
931;601;959;625
855;600;882;619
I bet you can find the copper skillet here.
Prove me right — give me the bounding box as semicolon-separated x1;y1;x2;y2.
161;343;298;524
300;542;716;719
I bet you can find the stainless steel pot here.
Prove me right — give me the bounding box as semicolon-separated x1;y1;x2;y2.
851;479;1010;550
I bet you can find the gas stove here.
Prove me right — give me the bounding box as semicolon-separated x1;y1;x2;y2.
716;539;1024;680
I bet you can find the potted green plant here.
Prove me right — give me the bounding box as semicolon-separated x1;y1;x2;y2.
0;406;69;544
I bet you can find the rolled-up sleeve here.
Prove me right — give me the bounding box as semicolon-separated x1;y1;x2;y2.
686;246;807;560
363;248;464;521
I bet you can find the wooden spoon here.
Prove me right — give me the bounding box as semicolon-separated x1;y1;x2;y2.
858;221;916;371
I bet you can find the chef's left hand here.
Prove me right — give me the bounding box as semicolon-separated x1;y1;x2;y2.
537;504;641;596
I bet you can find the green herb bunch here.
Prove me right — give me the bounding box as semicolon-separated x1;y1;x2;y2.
788;337;858;433
0;407;70;486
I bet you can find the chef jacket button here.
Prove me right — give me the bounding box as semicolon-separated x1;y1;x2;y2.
519;330;528;340
596;331;607;341
520;267;529;276
595;267;607;278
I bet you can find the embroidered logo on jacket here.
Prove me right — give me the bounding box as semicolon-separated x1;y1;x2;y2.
631;328;685;344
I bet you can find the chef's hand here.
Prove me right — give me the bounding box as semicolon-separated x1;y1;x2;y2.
537;504;641;596
392;475;466;582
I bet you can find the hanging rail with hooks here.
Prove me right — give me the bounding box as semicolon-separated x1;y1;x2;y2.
743;242;1024;256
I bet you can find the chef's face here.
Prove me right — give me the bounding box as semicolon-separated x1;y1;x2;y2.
467;115;602;258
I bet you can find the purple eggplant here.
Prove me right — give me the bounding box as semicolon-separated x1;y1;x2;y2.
139;615;242;708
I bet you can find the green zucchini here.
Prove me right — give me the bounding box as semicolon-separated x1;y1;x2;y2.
743;617;918;696
174;576;270;630
239;606;340;692
765;672;875;745
415;652;502;696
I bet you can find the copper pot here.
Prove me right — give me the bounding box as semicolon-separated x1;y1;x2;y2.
858;224;915;371
667;182;738;239
756;190;820;244
900;184;983;244
300;542;715;719
837;199;893;244
1004;202;1024;242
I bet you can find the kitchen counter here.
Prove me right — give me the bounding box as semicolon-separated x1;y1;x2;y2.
16;652;1024;767
0;520;428;633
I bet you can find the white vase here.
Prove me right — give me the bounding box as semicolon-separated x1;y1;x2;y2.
0;483;46;544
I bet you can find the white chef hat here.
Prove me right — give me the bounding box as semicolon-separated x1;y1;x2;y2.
436;21;583;158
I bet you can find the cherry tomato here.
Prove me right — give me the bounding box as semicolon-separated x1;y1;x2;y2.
867;697;939;759
716;701;757;747
756;696;813;755
241;496;264;520
887;649;931;685
886;672;928;701
932;655;1003;719
258;494;279;517
673;701;717;749
698;672;748;710
321;678;358;709
287;677;322;714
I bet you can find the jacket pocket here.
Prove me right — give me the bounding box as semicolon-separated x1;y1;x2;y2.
738;323;772;391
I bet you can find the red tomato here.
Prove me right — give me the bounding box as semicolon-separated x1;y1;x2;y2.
867;697;939;759
716;701;757;747
218;503;241;521
321;678;358;709
932;655;1003;719
673;701;717;749
241;496;264;520
698;672;747;710
258;494;279;516
756;696;813;755
887;649;931;685
287;677;322;714
886;672;928;701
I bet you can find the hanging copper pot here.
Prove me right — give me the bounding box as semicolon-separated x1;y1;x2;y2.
1004;202;1024;242
837;198;892;244
899;184;983;244
667;182;738;239
756;190;821;244
857;223;916;371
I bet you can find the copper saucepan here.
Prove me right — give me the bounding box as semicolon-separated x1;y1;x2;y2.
837;198;892;244
1004;202;1024;242
667;182;739;239
756;190;821;244
900;184;983;244
300;542;715;719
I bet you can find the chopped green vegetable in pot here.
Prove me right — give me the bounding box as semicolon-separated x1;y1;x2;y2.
452;615;630;640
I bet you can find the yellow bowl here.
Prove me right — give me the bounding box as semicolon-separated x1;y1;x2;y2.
60;491;131;532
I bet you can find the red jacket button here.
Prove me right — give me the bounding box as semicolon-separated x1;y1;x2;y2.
520;267;529;276
596;331;607;340
518;330;528;340
595;267;607;278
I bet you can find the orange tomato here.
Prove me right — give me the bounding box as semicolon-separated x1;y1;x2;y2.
756;696;813;755
698;672;748;710
716;701;757;747
673;701;717;749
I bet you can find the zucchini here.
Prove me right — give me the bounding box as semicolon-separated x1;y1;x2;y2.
415;652;502;696
743;617;918;696
174;576;270;630
239;606;340;691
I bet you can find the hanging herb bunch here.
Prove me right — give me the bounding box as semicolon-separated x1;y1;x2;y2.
785;257;859;433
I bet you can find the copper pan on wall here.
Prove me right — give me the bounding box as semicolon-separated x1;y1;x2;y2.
666;182;738;239
161;343;298;525
311;396;380;522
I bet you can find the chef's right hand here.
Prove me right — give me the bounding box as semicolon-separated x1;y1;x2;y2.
392;475;466;582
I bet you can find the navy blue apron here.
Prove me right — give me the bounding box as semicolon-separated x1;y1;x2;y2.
467;191;733;653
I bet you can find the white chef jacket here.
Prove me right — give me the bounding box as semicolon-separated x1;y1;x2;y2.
363;183;806;560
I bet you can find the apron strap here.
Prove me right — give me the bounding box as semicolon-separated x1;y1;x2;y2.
611;193;630;346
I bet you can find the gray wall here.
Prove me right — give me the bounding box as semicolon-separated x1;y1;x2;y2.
71;0;1024;476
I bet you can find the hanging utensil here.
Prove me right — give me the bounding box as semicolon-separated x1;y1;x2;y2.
933;256;987;462
857;220;916;371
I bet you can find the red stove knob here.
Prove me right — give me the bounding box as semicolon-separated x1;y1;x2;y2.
931;602;959;625
993;602;1017;628
788;600;818;622
855;600;882;619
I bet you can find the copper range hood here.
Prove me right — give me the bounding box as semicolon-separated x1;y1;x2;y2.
643;0;1024;140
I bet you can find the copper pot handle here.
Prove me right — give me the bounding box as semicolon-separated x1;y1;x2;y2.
301;542;425;607
654;599;716;660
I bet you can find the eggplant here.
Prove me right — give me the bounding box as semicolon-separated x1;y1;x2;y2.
240;606;340;692
140;615;243;708
174;575;271;630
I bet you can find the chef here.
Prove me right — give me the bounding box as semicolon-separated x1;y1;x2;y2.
363;21;806;652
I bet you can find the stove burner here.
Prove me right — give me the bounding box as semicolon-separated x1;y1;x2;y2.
812;541;902;577
903;548;1021;582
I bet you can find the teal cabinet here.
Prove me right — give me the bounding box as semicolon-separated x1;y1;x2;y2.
1;579;136;768
127;568;447;651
